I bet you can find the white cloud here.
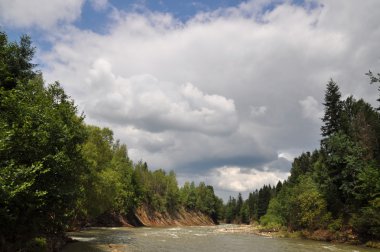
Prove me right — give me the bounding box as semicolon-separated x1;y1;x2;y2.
82;58;239;135
209;166;289;192
0;0;84;29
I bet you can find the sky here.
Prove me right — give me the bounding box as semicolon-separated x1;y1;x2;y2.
1;0;379;201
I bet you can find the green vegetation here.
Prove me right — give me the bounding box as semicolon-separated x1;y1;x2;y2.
1;32;88;250
0;31;222;251
224;74;380;243
258;76;380;242
225;184;280;224
76;125;224;225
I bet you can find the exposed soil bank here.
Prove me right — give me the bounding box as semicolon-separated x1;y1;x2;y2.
134;205;215;226
89;205;215;228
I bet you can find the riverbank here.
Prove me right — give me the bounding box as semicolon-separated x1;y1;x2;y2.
214;224;380;249
63;225;380;252
134;205;215;227
61;207;215;251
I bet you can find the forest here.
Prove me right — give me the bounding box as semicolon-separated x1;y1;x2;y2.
1;32;379;251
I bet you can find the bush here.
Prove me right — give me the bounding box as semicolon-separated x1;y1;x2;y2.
328;216;343;232
25;237;47;252
352;198;380;240
260;214;283;230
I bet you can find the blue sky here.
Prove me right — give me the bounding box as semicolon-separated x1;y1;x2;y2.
7;1;245;39
3;0;267;60
3;0;310;48
1;0;379;200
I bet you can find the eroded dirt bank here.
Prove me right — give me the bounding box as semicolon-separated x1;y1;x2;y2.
90;205;215;228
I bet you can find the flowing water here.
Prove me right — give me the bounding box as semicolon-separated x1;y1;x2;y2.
62;225;379;252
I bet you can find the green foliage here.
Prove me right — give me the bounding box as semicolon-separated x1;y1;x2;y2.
0;31;36;90
0;76;87;247
180;181;197;210
296;177;329;230
341;97;380;161
323;132;365;209
240;202;250;224
247;190;259;220
195;182;222;221
259;198;284;229
319;92;380;217
214;197;225;222
75;124;223;224
226;185;277;224
327;216;343;232
352;198;380;240
265;77;380;240
225;196;237;223
321;79;343;138
288;151;315;184
111;143;136;214
354;164;380;203
79;126;136;219
257;185;273;219
262;176;330;231
166;171;181;212
25;237;48;252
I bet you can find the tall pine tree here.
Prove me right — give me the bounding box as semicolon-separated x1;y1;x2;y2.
321;79;343;138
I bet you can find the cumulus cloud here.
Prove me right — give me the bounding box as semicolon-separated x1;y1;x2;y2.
209;166;289;192
0;0;84;29
34;0;380;198
83;58;238;135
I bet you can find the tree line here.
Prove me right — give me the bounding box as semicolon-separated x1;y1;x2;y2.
227;76;380;242
0;32;223;251
224;183;283;224
265;78;380;241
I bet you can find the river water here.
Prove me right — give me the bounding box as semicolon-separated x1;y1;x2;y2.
62;225;379;252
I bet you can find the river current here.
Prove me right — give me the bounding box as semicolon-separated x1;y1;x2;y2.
62;225;379;252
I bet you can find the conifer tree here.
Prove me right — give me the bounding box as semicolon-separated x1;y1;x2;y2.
321;79;343;137
257;185;272;218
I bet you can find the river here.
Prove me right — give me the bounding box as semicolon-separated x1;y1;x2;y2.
62;225;379;252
